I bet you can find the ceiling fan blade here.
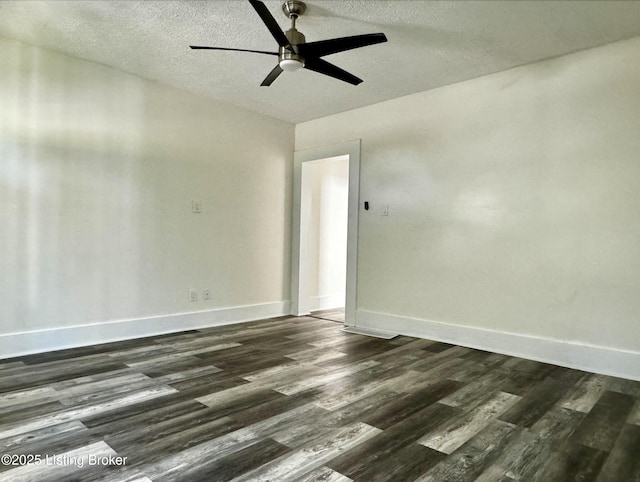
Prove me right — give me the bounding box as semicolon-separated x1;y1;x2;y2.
248;0;291;48
190;46;278;56
298;33;387;58
261;65;284;86
304;57;363;85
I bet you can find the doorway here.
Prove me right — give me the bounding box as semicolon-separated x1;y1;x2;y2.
303;156;349;321
291;140;361;327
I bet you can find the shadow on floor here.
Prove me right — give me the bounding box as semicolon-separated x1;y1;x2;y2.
309;308;345;323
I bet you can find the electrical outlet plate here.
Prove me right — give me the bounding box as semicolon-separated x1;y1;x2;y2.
189;289;198;301
202;289;211;300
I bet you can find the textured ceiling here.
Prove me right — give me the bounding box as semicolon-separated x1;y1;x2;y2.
2;1;640;123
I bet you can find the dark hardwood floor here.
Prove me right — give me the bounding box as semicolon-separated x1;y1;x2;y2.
1;315;639;481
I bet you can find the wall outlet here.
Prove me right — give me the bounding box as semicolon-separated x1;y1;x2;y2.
202;289;211;300
189;289;198;301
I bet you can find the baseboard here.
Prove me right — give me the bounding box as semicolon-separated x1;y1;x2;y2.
355;310;640;382
308;293;345;312
0;301;291;359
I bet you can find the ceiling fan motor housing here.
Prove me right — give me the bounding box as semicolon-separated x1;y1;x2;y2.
280;27;305;69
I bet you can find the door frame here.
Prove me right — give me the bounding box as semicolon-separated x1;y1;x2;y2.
290;140;361;326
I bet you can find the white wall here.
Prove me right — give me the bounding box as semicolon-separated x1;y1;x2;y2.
296;37;640;379
0;38;294;356
306;157;349;311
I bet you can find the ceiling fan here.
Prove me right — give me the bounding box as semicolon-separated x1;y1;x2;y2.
190;0;388;86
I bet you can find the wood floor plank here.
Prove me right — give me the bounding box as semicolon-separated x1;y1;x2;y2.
529;441;608;482
414;420;519;482
0;385;178;440
103;406;241;453
168;371;250;399
0;360;130;393
474;465;518;482
136;403;329;480
0;420;88;455
0;361;25;369
328;402;459;479
232;422;381;482
361;379;462;430
491;405;586;480
405;346;472;372
296;466;352;482
607;377;640;397
405;358;470;388
15;337;161;364
240;360;311;382
423;341;458;353
273;360;380;396
418;391;520;454
596;423;640;481
570;389;635;452
312;339;398;366
193;373;295;408
354;443;444;482
0;386;58;410
272;388;398;449
230;388;321;427
186;389;284;423
152;365;223;384
84;398;209;437
439;369;509;409
502;358;558;380
174;438;291;482
0;400;66;425
118;416;243;465
311;365;405;411
497;368;551;397
498;376;573;428
124;343;241;369
285;346;347;365
556;373;609;413
446;358;499;383
57;377;169;409
52;369;153;394
628;399;640;426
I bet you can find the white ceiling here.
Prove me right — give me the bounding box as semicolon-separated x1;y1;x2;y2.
2;1;640;124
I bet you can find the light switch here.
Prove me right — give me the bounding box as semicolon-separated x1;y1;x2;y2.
192;200;202;213
382;204;389;216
